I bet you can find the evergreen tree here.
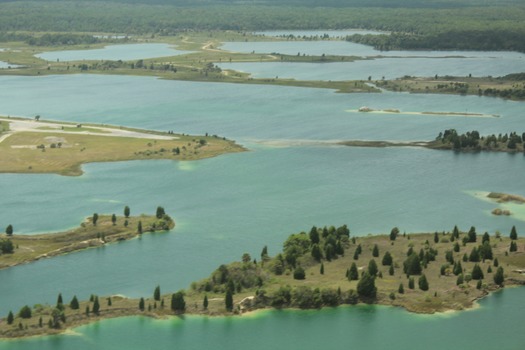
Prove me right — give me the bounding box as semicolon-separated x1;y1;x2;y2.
111;214;116;225
471;264;484;280
462;253;468;262
406;246;413;256
453;242;460;252
356;244;362;255
137;221;143;234
368;259;378;277
482;232;490;244
92;296;100;314
445;250;454;264
372;244;379;257
398;283;404;294
487;265;492;273
311;244;322;261
320;263;324;275
418;274;429;291
154;285;161;301
57;293;63;308
389;227;399;241
293;266;306;280
139;298;145;311
510;226;518;240
92;213;98;226
353;249;359;260
408;277;415;289
225;290;234;311
476;279;482;290
309;226;319;244
85;306;90;316
261;245;268;261
357;272;376;298
434;232;439;243
493;258;499;267
469;247;480;262
348;263;359;281
389;264;394;276
107;297;112;306
382;251;393;266
456;274;464;285
124;205;130;218
19;305;32;319
5;224;13;236
403;253;421;276
468;226;477;242
494;267;504;286
171;291;186;312
453;261;463;276
453;225;460;239
70;296;79;310
203;295;208;310
156;206;165;219
7;311;14;325
509;241;517;252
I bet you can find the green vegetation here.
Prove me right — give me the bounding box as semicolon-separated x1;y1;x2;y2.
0;208;175;269
433;129;525;152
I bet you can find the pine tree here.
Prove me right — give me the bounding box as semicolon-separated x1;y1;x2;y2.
309;226;320;244
389;264;394;276
482;232;490;244
353;249;359;260
156;206;165;219
348;263;359;281
107;297;112;306
137;221;143;234
7;311;14;325
487;265;492;273
225;290;234;311
261;245;269;261
92;213;98;226
468;226;477;242
124;206;130;218
408;277;415;289
434;232;439;243
493;258;499;267
509;241;517;252
494;267;504;286
471;264;484;280
357;271;376;298
476;280;482;290
111;214;117;225
320;263;324;275
56;293;63;308
203;295;209;310
311;244;322;261
18;305;32;319
403;253;421;276
372;244;379;257
456;274;464;285
453;225;460;239
418;274;429;291
382;251;393;266
398;283;404;294
139;298;145;311
5;224;13;236
92;296;100;314
154;285;161;301
469;247;480;262
171;291;186;312
389;227;399;241
510;226;518;240
368;259;378;277
70;296;79;310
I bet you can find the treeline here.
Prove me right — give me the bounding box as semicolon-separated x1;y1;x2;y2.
435;129;525;152
0;32;128;46
0;2;524;52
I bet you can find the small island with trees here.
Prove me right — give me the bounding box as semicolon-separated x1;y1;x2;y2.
0;206;174;270
1;222;523;339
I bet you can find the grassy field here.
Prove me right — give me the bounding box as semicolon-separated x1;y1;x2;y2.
0;213;174;270
2;228;524;338
0;121;244;176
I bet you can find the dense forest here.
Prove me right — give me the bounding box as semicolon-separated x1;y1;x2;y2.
0;1;524;52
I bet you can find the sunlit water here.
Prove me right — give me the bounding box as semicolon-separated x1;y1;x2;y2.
0;41;524;348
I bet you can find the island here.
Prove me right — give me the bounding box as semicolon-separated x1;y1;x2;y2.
1;223;523;339
0;116;244;176
339;129;525;153
0;207;174;270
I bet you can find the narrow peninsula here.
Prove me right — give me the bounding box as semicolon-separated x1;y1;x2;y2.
1;223;524;339
0;116;244;176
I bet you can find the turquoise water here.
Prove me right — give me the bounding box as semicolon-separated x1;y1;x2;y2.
0;42;524;347
36;43;192;62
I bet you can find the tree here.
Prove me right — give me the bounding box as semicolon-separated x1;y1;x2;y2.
471;264;484;280
509;241;517;252
372;244;379;257
434;232;439;243
390;227;399;241
309;226;319;244
241;253;251;263
111;214;116;225
389;264;394;276
368;259;378;277
494;267;504;286
494;258;499;267
382;251;393;266
348;262;359;281
452;225;460;239
479;241;493;260
7;311;14;325
469;247;480;262
203;295;208;310
418;274;429;291
92;296;100;314
320;263;324;275
456;274;464;285
293;266;305;280
56;293;63;309
124;206;130;218
261;245;268;261
171;291;185;312
70;295;79;310
353;249;359;260
453;261;463;276
482;232;490;244
154;285;161;301
357;271;376;298
225;290;233;311
0;239;14;254
92;213;98;226
311;244;322;261
468;226;477;242
403;253;421;276
137;221;143;234
453;242;460;252
510;226;517;240
19;305;32;319
398;283;404;294
156;206;165;219
5;224;13;236
139;298;145;311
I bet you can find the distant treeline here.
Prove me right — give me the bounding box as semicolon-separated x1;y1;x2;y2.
0;1;524;52
435;129;525;152
0;32;128;46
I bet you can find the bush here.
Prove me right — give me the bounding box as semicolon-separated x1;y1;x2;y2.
18;305;32;319
293;266;306;280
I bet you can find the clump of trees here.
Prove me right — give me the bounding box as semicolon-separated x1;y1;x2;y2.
434;129;524;152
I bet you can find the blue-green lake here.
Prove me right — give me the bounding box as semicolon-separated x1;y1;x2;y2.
0;40;524;349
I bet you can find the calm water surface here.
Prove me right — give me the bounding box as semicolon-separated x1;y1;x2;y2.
0;42;524;348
